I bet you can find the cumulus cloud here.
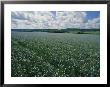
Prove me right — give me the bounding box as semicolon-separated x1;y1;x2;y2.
11;11;100;29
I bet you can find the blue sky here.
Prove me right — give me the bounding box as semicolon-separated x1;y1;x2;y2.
86;11;100;20
50;11;100;20
11;11;100;29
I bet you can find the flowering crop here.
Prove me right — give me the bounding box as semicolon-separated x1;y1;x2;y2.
11;32;100;77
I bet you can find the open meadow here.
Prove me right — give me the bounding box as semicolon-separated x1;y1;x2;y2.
11;32;100;77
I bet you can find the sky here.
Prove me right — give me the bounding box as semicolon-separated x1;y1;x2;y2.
11;11;100;29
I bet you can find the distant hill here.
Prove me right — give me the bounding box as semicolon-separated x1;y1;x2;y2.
11;28;100;34
12;29;58;32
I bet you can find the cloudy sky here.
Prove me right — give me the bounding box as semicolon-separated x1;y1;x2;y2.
11;11;100;29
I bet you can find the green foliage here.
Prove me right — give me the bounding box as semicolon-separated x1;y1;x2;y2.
48;30;67;33
12;29;100;34
11;32;100;77
77;31;84;34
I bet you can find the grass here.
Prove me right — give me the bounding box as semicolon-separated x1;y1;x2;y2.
11;32;100;77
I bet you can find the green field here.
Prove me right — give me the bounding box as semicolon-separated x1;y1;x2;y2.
11;32;100;77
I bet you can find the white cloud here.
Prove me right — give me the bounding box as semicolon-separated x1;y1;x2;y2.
11;11;100;29
84;17;100;29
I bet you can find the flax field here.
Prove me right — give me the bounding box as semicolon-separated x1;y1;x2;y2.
11;32;100;77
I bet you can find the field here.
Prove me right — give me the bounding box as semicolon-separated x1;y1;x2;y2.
11;32;100;77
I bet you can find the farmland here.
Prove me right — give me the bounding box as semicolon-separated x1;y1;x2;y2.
11;31;100;77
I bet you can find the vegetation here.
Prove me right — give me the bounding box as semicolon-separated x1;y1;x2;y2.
12;28;100;34
11;31;100;77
